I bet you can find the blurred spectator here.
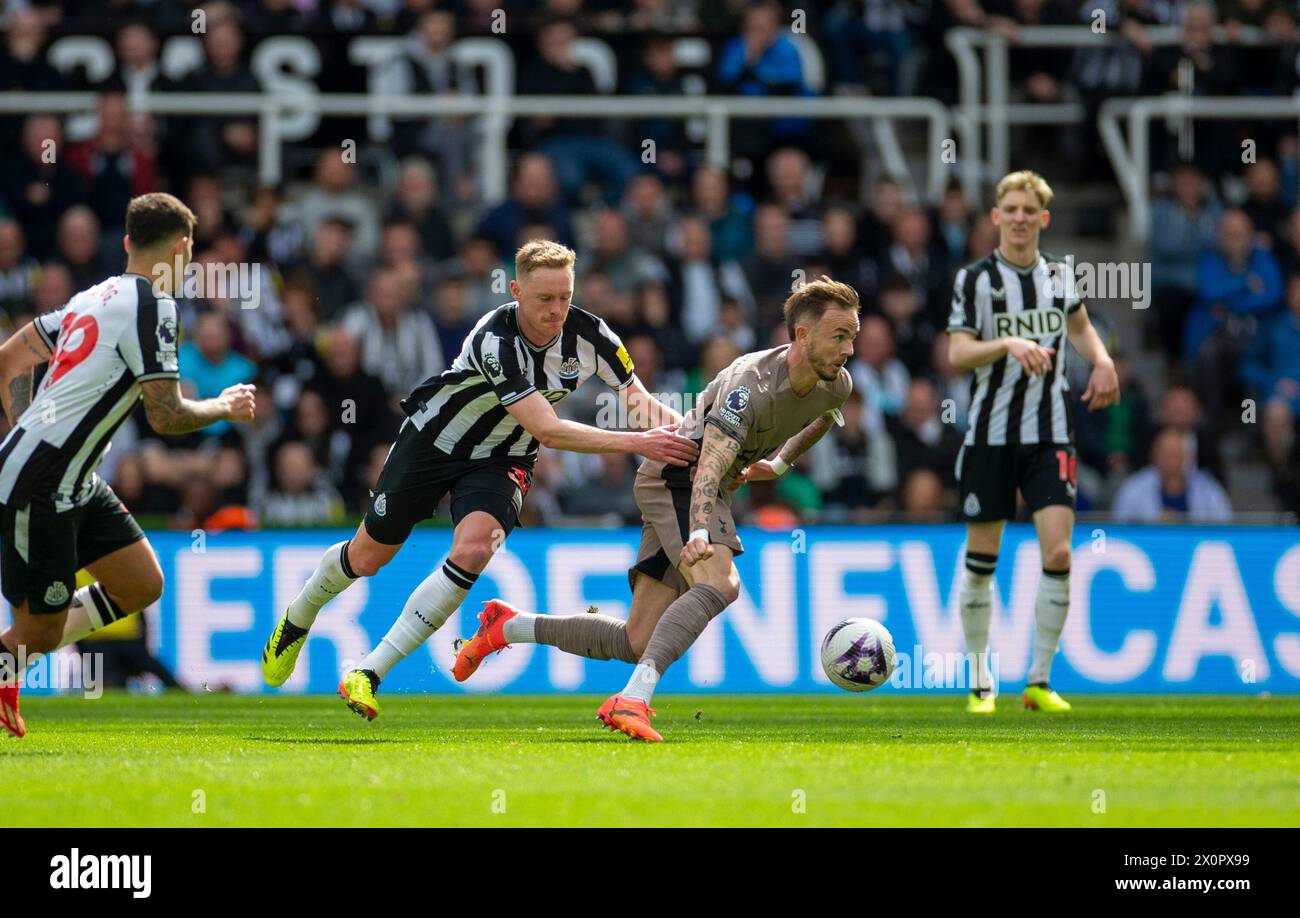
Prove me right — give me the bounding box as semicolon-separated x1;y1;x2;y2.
1075;353;1154;482
582;208;665;294
0;219;39;322
1;115;84;260
67;93;155;236
179;311;257;438
740;204;800;336
1156;383;1226;485
558;452;639;522
765;147;823;257
0;8;66;150
458;236;507;317
886;377;963;490
691;164;753;263
1241;159;1287;249
716;0;812;161
900;467;948;521
817;204;878;304
1241;274;1300;426
388;157;456;262
852;313;909;460
432;273;475;361
1184;210;1283;422
172;12;262;177
238;184;307;268
624;35;690;181
475;153;575;258
1148;162;1221;362
670;216;751;346
54;206;113;291
1111;426;1233;522
257;440;347;527
823;0;923;96
286;217;361;322
622;172;676;258
883;206;949;328
295;151;381;269
342;267;445;395
380;10;478;205
517;18;639;205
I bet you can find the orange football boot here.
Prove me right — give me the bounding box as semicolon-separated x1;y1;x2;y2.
597;693;662;742
452;599;520;682
0;684;26;738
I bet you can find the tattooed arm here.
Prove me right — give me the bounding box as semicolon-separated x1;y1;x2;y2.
140;379;256;435
681;422;742;567
0;322;54;425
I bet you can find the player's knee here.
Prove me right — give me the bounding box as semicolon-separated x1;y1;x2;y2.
1043;543;1072;573
347;543;388;578
448;538;494;575
696;568;740;606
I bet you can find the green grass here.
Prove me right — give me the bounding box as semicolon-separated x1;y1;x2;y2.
3;693;1299;827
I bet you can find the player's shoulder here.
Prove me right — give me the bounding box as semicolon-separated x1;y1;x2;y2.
1038;249;1072;269
473;301;520;343
833;364;853;399
564;302;615;339
955;252;998;279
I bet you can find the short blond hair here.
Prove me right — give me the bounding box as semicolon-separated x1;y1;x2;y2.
996;170;1053;208
783;275;860;338
515;239;576;277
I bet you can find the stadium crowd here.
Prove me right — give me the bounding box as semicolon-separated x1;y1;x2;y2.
0;0;1296;529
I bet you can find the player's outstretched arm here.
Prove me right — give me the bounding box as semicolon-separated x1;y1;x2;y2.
682;423;741;566
505;390;698;465
140;379;255;435
0;322;53;425
734;411;838;489
617;375;684;429
1066;305;1119;411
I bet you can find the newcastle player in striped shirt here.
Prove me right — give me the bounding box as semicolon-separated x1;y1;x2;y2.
946;171;1118;715
261;240;697;720
0;193;257;737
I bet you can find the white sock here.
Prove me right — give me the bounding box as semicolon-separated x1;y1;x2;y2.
58;583;130;649
1;583;128;685
287;541;359;630
501;612;537;643
621;661;660;703
1028;569;1070;685
960;554;997;694
358;559;478;680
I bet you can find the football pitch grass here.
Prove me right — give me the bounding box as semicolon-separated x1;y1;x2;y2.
3;693;1298;827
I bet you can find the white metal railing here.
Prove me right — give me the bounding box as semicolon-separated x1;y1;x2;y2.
0;91;953;204
1099;94;1300;242
946;24;1273;204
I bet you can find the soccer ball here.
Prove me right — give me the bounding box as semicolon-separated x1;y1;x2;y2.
821;618;896;692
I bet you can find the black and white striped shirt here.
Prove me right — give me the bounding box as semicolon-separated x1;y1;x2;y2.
947;250;1082;447
0;274;180;509
400;302;635;460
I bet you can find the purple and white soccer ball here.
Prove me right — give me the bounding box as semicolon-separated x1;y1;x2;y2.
820;618;896;692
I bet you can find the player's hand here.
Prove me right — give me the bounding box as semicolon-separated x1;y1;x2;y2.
680;536;713;567
635;426;698;466
729;459;779;492
218;383;256;422
1081;359;1120;411
1005;337;1055;377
